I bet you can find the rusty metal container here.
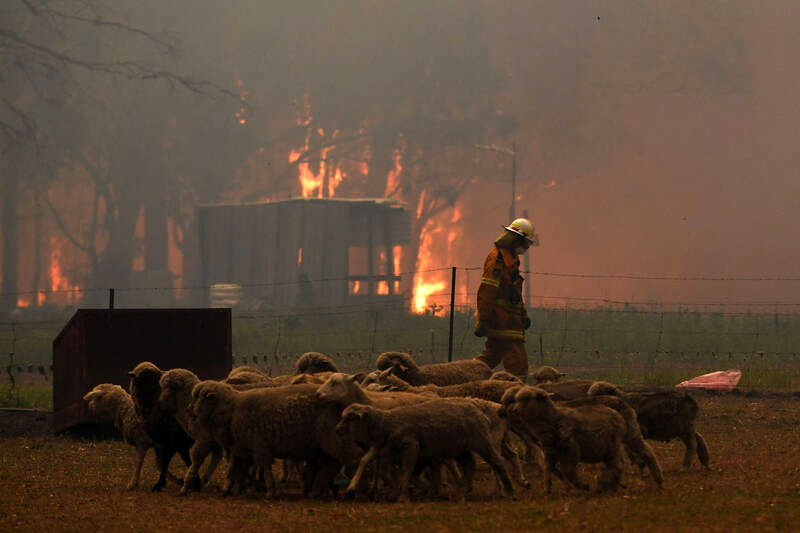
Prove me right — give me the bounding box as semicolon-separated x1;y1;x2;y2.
53;308;231;433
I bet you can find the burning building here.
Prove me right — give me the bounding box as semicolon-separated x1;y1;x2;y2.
197;197;411;308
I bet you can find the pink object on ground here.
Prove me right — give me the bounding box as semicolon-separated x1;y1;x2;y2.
675;369;742;391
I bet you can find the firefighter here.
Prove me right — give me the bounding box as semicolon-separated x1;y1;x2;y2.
474;217;539;381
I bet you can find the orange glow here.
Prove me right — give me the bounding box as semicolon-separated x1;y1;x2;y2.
384;147;403;197
49;236;80;305
377;281;389;295
544;180;557;188
349;280;361;294
412;204;465;314
132;206;145;271
298;247;303;266
393;245;402;277
289;98;346;198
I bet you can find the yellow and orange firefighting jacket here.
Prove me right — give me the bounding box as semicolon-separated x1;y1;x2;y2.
476;246;528;340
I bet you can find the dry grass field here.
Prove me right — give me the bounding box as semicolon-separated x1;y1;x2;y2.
1;392;798;532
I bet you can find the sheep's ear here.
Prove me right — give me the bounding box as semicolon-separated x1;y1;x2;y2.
546;393;556;398
398;364;408;372
346;374;357;383
127;371;136;378
83;391;100;401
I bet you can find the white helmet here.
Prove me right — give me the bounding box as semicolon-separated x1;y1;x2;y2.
504;218;539;245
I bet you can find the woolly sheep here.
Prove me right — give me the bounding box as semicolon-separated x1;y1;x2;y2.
588;381;710;469
505;386;626;493
188;381;360;499
294;352;339;374
528;366;566;384
128;362;194;491
336;399;516;502
489;371;524;383
562;394;664;487
374;370;527;404
375;351;492;386
536;379;595;401
158;368;224;494
83;384;154;490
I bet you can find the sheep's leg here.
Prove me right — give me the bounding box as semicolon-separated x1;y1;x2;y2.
310;456;341;498
476;443;515;499
392;440;419;502
253;454;276;499
501;437;530;489
127;445;149;490
151;447;172;492
180;440;213;495
200;444;223;485
598;452;624;492
345;446;379;495
628;438;664;487
558;458;589;492
454;451;476;501
681;431;698;469
223;456;248;496
696;432;710;469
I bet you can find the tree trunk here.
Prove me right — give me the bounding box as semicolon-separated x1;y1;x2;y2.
0;146;21;311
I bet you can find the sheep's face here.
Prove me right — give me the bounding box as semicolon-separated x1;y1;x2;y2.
127;362;163;418
515;387;554;418
316;373;356;404
189;382;223;424
530;366;565;384
360;371;382;388
159;370;196;416
336;404;370;438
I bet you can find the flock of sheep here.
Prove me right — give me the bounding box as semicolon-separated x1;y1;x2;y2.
82;352;710;501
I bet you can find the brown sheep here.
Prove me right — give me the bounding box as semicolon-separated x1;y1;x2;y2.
158;369;224;494
374;370;526;404
562;395;664;487
224;366;277;386
375;351;492;386
128;362;194;492
83;384;154;489
536;379;595;401
588;381;710;469
490;371;524;383
336;399;516;502
188;381;360;499
529;365;566;384
506;386;626;493
295;352;339;374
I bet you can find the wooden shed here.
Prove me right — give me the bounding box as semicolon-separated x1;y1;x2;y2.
197;198;411;308
53;308;231;433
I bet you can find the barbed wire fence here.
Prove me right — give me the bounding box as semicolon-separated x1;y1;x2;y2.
2;266;800;394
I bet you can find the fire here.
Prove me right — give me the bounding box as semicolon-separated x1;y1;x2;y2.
544;180;557;188
289;100;346;198
48;235;80;305
384;146;404;197
412;205;464;314
377;281;389;295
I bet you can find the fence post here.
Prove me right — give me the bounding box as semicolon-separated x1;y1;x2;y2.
109;288;115;309
448;266;456;362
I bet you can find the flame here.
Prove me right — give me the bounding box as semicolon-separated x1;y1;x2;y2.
350;280;361;294
48;235;80;305
234;78;249;126
384;147;404;197
411;205;464;314
289;97;346;198
298;247;303;266
377;281;389;295
544;180;557;188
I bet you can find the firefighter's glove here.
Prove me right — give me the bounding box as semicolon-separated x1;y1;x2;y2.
524;316;531;330
474;323;489;337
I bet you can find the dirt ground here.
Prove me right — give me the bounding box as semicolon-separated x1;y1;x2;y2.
0;393;798;532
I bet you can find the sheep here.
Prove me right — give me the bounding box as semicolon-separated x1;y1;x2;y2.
372;369;527;404
335;399;516;502
536;379;595;401
158;368;224;495
128;362;194;491
505;386;627;493
295;352;339;374
83;384;154;489
490;371;524;383
187;381;360;499
529;365;566;384
375;351;492;386
224;366;277;386
588;381;710;469
561;395;664;487
290;372;335;385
